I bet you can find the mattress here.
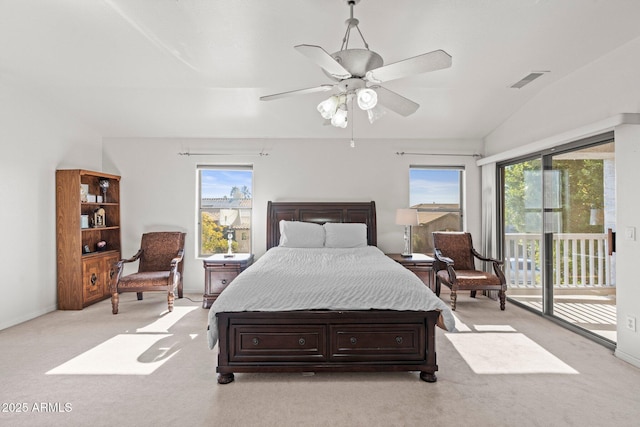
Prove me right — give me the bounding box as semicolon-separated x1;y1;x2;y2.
207;246;456;349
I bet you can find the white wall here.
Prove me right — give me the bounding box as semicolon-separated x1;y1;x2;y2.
0;81;102;330
483;36;640;367
102;137;483;293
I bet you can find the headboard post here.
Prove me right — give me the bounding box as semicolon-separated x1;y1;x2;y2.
266;201;377;250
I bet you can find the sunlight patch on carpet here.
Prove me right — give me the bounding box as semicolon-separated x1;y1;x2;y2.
136;306;198;333
446;333;579;374
46;334;178;375
474;325;516;332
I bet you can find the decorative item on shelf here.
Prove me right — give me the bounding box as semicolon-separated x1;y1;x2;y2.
96;195;103;203
83;244;91;254
220;209;238;258
95;240;107;252
92;207;106;228
80;215;89;229
87;194;97;203
99;178;110;203
395;208;418;257
80;184;89;202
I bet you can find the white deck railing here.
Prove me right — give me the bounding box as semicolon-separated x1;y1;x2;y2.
504;233;613;288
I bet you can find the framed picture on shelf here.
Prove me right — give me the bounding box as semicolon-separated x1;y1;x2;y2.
80;184;89;202
92;207;106;228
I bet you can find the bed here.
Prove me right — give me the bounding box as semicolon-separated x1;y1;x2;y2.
207;201;455;384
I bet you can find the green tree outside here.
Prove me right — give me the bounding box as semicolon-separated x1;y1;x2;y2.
201;212;238;255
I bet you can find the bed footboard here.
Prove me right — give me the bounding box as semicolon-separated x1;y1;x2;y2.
215;310;439;384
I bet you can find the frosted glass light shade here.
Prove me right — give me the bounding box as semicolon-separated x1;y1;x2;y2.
317;96;339;119
357;88;378;110
331;105;348;128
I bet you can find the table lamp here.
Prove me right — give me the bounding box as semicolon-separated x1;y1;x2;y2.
395;208;418;257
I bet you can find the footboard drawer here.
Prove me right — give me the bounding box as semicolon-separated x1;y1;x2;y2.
229;325;327;362
330;323;425;361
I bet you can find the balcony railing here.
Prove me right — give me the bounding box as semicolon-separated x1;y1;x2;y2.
504;233;614;288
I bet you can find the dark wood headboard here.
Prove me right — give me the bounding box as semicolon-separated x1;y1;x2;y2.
266;201;377;250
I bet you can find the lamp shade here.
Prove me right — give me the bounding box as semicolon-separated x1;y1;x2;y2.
395;208;418;226
219;209;238;226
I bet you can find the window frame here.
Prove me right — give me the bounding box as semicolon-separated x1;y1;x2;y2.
409;165;465;254
196;165;253;258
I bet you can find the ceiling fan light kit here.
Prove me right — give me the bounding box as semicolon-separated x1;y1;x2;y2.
261;0;452;128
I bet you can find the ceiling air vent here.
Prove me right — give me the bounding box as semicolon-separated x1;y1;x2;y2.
510;71;548;89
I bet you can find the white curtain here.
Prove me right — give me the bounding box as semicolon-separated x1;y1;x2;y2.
481;162;498;268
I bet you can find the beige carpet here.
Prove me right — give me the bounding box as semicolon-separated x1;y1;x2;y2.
1;289;639;427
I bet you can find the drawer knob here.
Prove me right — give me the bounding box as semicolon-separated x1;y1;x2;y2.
221;279;227;285
298;338;306;346
90;273;98;286
396;336;403;344
350;337;357;345
252;337;259;346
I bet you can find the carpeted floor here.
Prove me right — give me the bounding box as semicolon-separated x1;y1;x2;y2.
1;289;639;427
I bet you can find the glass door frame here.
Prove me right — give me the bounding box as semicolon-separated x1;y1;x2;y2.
497;131;616;349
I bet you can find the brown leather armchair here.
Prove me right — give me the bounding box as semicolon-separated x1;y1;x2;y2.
111;231;185;314
432;232;506;311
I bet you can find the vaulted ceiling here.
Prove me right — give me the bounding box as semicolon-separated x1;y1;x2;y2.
2;0;640;140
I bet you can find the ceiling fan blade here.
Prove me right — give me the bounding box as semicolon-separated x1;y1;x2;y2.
374;87;419;116
294;44;352;80
366;49;452;83
260;84;334;101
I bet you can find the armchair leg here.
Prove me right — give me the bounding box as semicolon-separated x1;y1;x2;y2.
178;280;183;299
450;291;457;311
435;278;441;297
470;290;477;298
136;292;143;300
499;290;506;310
112;293;119;315
168;291;175;312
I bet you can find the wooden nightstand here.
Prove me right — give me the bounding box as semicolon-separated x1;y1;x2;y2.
387;253;435;293
202;253;254;308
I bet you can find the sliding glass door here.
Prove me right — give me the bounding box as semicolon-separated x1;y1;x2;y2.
500;136;616;345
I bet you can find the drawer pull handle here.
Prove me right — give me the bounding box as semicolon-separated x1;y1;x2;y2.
298;338;306;346
90;273;98;286
350;337;357;345
252;337;259;346
221;279;227;285
396;336;403;344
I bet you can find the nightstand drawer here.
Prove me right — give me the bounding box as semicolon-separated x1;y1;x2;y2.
203;253;254;308
206;270;238;294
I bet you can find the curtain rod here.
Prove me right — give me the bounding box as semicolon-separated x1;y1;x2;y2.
396;151;482;158
178;152;269;157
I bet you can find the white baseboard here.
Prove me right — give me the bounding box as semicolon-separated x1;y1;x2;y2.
615;349;640;369
0;304;57;331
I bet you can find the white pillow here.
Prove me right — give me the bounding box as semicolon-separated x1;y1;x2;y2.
323;222;368;248
279;220;325;248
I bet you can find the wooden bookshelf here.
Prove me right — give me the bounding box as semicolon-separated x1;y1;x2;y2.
56;169;121;309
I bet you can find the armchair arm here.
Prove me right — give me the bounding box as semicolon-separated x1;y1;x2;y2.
471;248;504;266
433;249;454;266
169;249;185;289
170;249;185;270
470;248;507;286
111;249;143;293
432;249;457;282
115;249;143;268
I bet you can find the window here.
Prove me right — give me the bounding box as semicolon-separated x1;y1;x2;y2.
197;166;252;257
409;166;464;254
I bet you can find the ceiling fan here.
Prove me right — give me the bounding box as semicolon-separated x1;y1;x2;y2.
260;0;452;128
